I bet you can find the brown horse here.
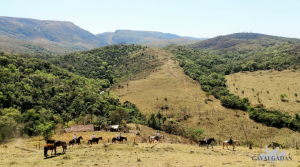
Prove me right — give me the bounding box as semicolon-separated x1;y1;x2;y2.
88;137;103;145
69;136;83;146
112;137;127;143
54;141;67;153
44;144;56;158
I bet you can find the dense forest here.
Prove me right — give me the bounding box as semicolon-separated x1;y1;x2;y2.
33;44;161;83
0;51;144;143
167;42;300;132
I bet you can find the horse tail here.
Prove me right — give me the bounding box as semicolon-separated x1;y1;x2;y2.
44;146;47;157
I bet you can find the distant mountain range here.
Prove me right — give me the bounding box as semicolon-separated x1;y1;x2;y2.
0;16;206;54
96;30;206;45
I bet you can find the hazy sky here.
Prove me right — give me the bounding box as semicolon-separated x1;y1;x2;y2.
1;0;299;38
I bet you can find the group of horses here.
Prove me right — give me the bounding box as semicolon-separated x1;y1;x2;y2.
198;138;241;150
44;135;129;158
44;135;239;158
44;140;67;158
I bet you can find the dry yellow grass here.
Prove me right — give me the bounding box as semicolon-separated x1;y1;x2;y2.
1;127;299;167
226;70;300;115
112;48;300;146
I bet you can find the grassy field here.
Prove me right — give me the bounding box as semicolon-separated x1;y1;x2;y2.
112;48;300;147
1;124;299;167
226;70;300;115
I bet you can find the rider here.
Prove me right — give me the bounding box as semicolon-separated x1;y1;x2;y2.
155;131;159;141
229;136;233;145
92;134;95;138
204;135;207;143
117;132;122;140
73;134;77;143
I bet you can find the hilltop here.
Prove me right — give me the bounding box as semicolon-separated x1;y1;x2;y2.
0;16;105;48
189;32;300;54
0;16;107;54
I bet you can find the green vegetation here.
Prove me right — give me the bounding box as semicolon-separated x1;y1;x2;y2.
34;44;159;84
146;111;205;142
0;52;144;142
167;42;300;132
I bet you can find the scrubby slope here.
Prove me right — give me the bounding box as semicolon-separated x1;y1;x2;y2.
226;70;300;114
111;47;300;146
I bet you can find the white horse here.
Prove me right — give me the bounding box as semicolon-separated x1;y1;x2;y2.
149;135;164;143
223;140;240;150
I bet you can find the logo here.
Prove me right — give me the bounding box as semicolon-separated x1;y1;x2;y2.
251;145;292;165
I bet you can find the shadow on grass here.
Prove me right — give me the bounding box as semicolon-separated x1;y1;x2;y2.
44;152;65;159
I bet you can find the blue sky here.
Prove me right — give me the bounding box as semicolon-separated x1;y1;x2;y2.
1;0;299;38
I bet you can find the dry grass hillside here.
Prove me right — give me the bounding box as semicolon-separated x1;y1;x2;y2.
226;70;300;115
1;124;299;167
112;48;300;146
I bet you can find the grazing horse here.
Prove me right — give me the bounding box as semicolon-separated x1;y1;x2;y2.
44;144;56;158
199;138;215;149
54;141;67;153
149;135;164;143
112;137;127;143
223;140;240;150
69;136;83;146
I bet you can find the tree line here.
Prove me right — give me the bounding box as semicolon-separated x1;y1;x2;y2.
167;43;300;132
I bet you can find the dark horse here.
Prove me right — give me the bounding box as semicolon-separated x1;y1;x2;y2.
46;140;67;153
112;137;127;143
69;136;83;146
44;144;56;158
88;137;102;145
199;138;215;149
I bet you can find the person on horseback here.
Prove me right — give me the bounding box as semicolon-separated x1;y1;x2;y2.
92;134;95;138
204;135;207;143
229;136;233;145
117;132;122;140
155;131;159;141
73;134;77;143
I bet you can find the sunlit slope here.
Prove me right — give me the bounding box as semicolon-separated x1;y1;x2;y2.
112;48;300;145
226;70;300;114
